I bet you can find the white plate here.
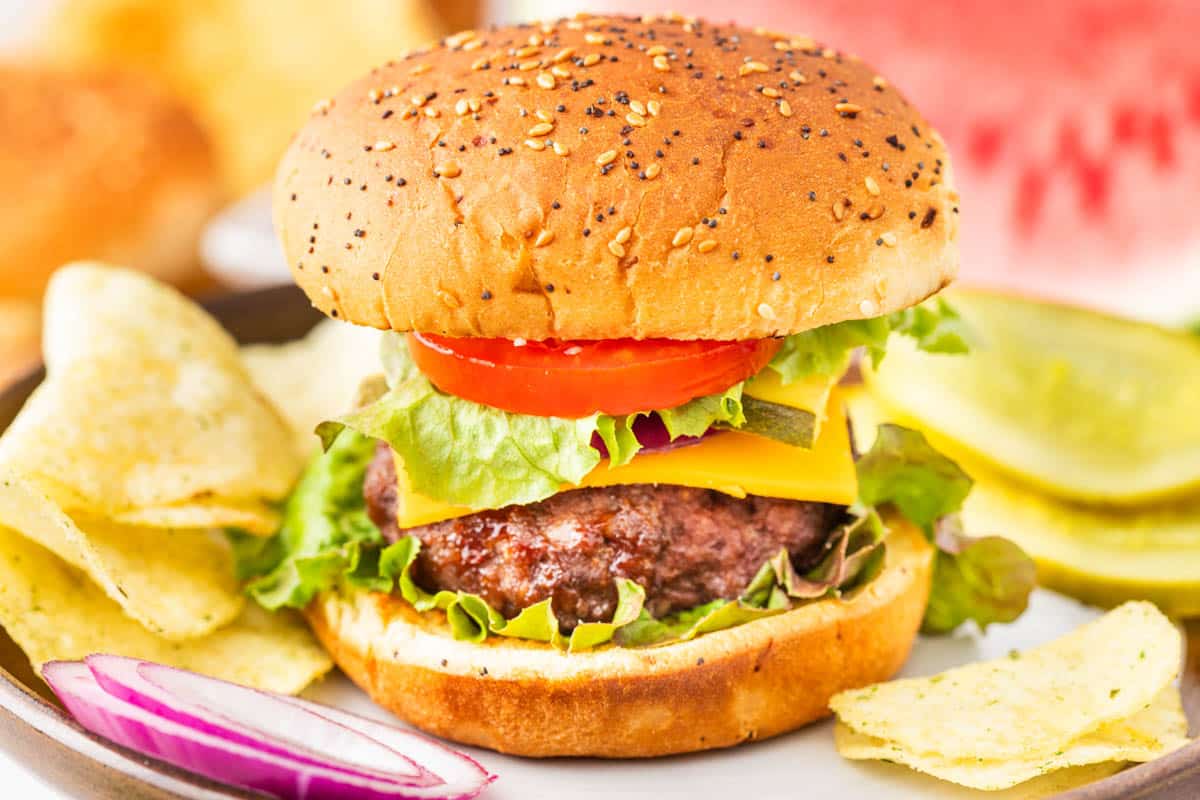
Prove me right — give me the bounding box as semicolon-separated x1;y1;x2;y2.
303;589;1102;799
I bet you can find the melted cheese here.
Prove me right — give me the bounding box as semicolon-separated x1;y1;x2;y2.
393;389;858;528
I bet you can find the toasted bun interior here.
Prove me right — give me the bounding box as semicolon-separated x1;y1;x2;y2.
306;515;933;758
276;16;958;340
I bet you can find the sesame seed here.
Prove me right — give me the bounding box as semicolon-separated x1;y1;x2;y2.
524;138;546;151
761;87;780;98
527;122;554;136
585;32;606;45
368;88;383;103
552;47;575;63
535;230;555;247
835;102;862;115
582;53;602;67
507;76;527;86
312;98;332;114
629;100;647;116
644;163;661;180
865;176;881;196
608;240;627;258
672;227;694;247
626;111;647;127
471;58;490;71
757;303;775;319
374;140;395;151
881;232;898;247
423;107;439;118
698;240;718;253
789;70;807;84
873;75;888;90
615;226;632;244
653;55;671;72
445;30;476;48
552;141;570;156
536;72;556;90
515;44;541;58
596;149;618;166
832;199;848;221
738;61;769;76
410;63;431;75
647;99;662;116
454;99;470;116
646;45;669;57
438;161;462;178
778;99;793;117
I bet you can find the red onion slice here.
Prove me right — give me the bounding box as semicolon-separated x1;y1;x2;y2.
45;661;493;800
590;413;713;459
85;655;434;785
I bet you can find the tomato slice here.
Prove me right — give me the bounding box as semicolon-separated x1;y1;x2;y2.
407;333;782;418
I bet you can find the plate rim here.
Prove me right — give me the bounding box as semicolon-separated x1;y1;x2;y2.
0;283;1197;800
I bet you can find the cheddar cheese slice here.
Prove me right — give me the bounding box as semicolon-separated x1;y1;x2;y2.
392;390;858;528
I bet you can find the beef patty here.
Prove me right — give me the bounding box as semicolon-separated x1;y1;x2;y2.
365;443;844;629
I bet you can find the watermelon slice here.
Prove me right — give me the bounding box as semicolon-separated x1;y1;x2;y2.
591;0;1200;324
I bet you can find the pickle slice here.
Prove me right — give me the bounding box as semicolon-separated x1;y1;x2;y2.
865;290;1200;506
846;386;1200;615
962;467;1200;617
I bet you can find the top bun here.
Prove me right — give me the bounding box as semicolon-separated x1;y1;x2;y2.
275;14;959;340
0;64;223;299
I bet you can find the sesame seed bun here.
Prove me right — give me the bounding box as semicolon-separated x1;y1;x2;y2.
0;64;223;300
305;516;932;758
275;14;959;340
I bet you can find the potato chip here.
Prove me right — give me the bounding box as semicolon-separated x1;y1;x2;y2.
241;318;383;460
830;602;1181;760
0;470;243;639
835;687;1188;790
0;265;301;529
0;526;330;693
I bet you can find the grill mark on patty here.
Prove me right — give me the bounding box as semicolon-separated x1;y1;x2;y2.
365;442;845;629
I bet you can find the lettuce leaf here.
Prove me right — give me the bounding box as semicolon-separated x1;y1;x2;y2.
767;298;972;383
616;510;886;647
855;424;1035;633
318;339;756;510
887;296;974;356
232;434;888;651
317;377;603;510
856;424;973;534
232;430;382;611
922;516;1036;634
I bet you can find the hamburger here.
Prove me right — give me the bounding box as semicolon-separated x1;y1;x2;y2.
245;13;1033;758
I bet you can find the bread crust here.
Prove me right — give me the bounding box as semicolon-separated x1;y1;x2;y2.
275;15;958;340
0;65;223;299
305;516;932;758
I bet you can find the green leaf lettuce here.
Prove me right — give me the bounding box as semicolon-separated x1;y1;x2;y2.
855;424;1035;633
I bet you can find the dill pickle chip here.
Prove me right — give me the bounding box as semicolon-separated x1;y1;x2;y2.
865;290;1200;505
963;466;1200;616
846;385;1200;614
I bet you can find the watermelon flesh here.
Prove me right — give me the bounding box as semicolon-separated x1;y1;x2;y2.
588;0;1200;323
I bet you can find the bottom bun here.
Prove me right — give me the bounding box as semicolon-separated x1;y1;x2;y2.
306;514;933;758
